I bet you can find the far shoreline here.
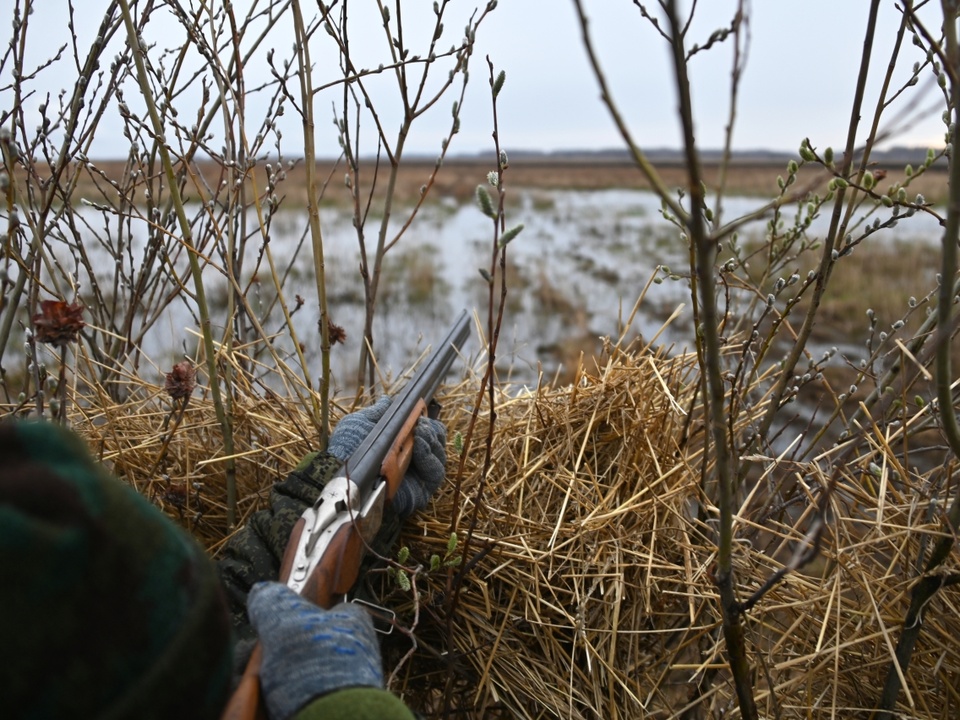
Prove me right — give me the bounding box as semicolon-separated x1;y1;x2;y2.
25;151;950;209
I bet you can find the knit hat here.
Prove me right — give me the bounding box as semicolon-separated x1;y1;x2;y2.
0;420;234;720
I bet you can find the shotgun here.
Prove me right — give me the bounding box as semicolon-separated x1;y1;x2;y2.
222;309;471;720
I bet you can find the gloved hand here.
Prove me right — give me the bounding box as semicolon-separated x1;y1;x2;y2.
248;582;383;720
327;396;447;519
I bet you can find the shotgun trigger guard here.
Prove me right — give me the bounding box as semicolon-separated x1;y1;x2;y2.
286;475;387;595
349;597;396;635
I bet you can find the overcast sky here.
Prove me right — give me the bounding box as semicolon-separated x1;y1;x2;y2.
6;1;949;159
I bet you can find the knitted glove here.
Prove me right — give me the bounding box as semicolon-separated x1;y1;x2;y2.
327;396;447;518
248;582;383;720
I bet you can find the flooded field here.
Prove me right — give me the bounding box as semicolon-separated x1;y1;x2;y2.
85;183;945;393
17;152;946;400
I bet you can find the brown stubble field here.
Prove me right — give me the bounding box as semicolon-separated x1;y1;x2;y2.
43;155;950;210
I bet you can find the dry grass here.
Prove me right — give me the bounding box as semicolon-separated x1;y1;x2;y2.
386;346;960;718
37;322;959;718
68;383;317;551
27;156;952;210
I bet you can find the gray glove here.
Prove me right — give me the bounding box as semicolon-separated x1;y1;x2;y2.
248;582;383;720
327;396;447;519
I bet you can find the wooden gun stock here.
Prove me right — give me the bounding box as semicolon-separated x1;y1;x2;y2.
381;398;427;499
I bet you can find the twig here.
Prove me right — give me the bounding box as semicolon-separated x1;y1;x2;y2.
661;2;757;715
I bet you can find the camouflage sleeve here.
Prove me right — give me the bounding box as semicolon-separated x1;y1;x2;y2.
216;451;343;643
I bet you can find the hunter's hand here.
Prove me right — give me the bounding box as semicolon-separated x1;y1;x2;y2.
248;582;383;720
328;396;447;518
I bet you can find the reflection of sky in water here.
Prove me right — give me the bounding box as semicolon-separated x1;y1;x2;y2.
42;189;945;392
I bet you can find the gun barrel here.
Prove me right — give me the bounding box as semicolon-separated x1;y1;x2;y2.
338;309;471;496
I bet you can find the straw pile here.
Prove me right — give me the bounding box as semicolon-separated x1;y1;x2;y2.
60;342;960;718
67;366;325;551
388;346;706;717
389;349;960;718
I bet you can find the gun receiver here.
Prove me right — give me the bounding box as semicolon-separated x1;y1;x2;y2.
282;308;471;599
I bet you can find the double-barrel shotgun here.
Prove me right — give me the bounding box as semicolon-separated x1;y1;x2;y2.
222;309;472;720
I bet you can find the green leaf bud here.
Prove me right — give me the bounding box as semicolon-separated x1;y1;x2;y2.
881;195;893;207
862;171;875;190
824;147;834;165
447;532;459;554
492;69;506;97
787;159;799;175
476;184;497;218
498;223;525;248
397;546;410;564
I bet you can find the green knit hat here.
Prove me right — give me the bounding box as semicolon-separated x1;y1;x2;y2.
0;421;234;719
